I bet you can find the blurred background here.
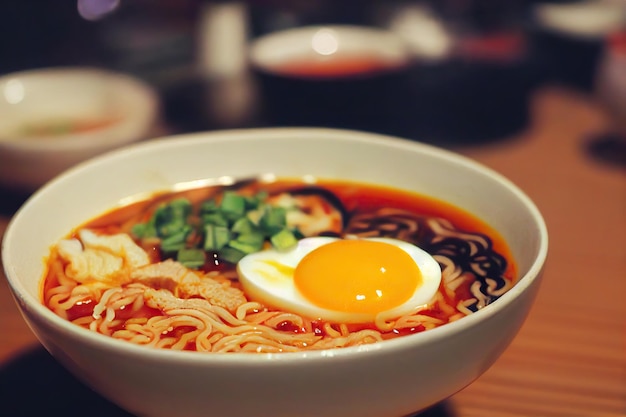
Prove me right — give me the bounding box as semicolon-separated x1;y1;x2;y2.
1;2;625;417
1;0;625;147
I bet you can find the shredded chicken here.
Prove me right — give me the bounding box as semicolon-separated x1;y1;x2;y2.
142;287;225;314
130;258;191;292
58;229;247;313
132;259;247;313
57;230;150;285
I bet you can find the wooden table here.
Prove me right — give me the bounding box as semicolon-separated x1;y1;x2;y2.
1;87;624;417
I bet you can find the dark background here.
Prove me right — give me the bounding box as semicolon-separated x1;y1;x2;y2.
0;0;612;145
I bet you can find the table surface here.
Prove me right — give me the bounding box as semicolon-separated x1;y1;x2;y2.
0;86;624;417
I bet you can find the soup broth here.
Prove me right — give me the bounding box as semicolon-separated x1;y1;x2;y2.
41;178;516;353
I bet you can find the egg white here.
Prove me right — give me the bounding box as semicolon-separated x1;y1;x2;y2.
237;236;442;324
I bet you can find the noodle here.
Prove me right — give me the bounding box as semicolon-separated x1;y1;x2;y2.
41;179;516;353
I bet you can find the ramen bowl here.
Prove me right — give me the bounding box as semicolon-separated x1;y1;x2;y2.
2;128;547;417
0;67;159;190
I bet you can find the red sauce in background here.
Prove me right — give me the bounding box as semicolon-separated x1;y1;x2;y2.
266;55;407;79
22;116;120;137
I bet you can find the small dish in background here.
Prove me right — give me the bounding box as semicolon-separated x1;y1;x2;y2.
248;25;413;133
0;67;159;191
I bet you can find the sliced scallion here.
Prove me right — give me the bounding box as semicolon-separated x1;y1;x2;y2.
177;248;205;269
259;206;287;235
270;228;299;251
219;246;246;264
204;224;231;251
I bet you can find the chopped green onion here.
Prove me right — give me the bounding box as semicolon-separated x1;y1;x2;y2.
231;217;258;235
236;231;265;246
202;212;229;227
220;191;246;220
159;220;187;237
169;198;192;217
177;248;205;269
244;191;268;209
130;188;306;266
200;200;219;213
229;231;265;254
228;240;263;255
160;228;190;252
270;228;299;251
259;206;287;235
219;246;246;264
152;198;192;237
131;222;156;239
204;224;231;251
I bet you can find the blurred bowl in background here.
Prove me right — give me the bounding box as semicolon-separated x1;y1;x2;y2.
247;23;537;146
249;25;413;133
0;67;159;191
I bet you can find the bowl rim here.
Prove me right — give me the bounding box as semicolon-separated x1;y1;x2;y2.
2;127;548;365
0;66;159;150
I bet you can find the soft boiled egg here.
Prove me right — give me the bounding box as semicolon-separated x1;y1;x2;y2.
237;237;442;323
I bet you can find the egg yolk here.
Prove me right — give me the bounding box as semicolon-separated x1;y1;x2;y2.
294;240;422;315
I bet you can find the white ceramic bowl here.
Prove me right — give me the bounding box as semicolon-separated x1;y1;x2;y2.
0;67;159;190
2;128;548;417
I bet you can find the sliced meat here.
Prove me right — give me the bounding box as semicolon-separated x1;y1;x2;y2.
132;259;247;313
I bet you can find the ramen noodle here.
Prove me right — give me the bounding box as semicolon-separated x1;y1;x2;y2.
42;178;515;353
